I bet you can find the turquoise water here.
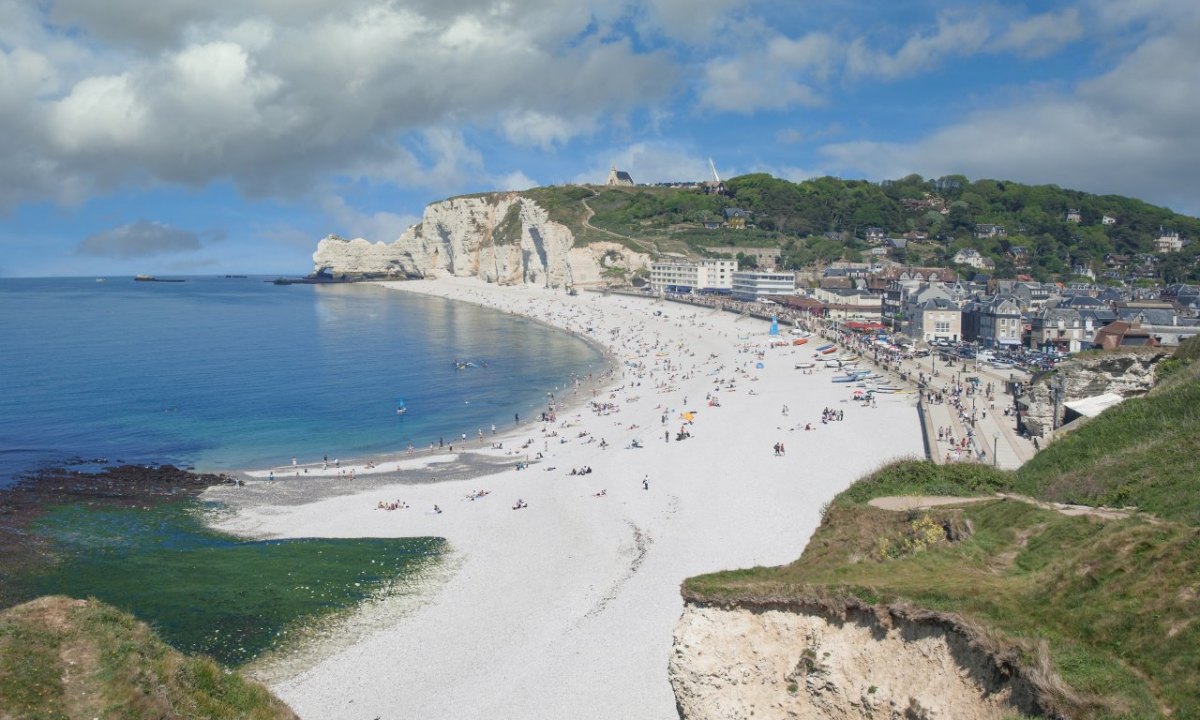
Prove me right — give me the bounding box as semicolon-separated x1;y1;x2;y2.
0;277;605;484
21;501;445;666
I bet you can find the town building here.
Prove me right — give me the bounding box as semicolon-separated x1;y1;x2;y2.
975;223;1007;239
975;295;1024;348
953;247;996;270
1154;228;1184;253
731;270;796;302
1066;209;1082;223
1030;307;1095;353
649;258;738;294
905;297;962;343
722;208;749;229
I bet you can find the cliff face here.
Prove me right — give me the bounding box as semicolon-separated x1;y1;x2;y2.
311;193;649;287
670;600;1047;720
1019;349;1168;437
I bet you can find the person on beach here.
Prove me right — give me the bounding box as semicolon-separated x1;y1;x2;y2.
642;475;649;490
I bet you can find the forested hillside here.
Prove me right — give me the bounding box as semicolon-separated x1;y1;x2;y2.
528;174;1200;282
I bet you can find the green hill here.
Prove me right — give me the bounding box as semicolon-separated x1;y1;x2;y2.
0;596;297;719
683;342;1200;717
498;175;1200;281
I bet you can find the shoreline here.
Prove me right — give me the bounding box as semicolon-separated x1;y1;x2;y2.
204;277;926;719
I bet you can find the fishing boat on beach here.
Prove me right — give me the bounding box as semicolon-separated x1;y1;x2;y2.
794;361;816;370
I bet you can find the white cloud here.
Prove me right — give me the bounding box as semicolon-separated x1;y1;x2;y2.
495;170;539;192
0;2;676;210
820;15;1200;215
321;194;419;243
637;0;750;43
993;8;1083;58
501;110;593;150
77;220;203;258
846;16;989;80
698;32;837;112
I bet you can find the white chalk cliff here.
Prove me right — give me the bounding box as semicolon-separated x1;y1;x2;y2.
312;192;649;287
670;600;1053;720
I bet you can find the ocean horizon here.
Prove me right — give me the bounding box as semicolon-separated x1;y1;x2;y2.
0;276;607;486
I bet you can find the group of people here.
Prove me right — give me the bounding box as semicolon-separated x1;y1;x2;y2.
821;407;844;423
569;466;594;475
376;499;410;511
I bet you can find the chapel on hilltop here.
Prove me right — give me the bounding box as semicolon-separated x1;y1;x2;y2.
607;164;634;186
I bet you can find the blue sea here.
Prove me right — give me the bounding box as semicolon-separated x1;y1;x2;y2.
0;277;606;486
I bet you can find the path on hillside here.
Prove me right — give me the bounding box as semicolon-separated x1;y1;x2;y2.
579;193;653;253
868;493;1144;522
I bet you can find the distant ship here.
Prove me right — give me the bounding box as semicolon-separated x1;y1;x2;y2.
134;275;185;283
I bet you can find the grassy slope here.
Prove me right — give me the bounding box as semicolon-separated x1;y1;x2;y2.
685;349;1200;717
0;596;297;719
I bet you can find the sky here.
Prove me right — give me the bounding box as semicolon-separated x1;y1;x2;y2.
2;0;1199;277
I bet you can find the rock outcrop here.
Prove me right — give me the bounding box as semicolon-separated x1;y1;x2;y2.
311;193;650;287
1018;349;1169;437
670;599;1053;720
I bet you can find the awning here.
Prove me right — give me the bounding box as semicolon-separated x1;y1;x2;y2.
1063;393;1125;418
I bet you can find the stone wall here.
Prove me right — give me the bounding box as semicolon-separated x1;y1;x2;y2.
1018;349;1169;437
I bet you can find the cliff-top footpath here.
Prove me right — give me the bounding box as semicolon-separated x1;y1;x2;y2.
206;277;923;720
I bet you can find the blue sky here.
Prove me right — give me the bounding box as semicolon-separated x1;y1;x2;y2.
2;0;1199;277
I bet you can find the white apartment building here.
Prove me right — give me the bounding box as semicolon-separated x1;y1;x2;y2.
649;258;737;293
731;270;795;302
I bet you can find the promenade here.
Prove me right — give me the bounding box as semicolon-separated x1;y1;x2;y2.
811;320;1037;470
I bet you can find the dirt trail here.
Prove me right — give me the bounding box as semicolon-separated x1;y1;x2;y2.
869;493;1146;522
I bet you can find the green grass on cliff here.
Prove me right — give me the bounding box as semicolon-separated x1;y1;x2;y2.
1012;344;1200;525
0;596;297;719
686;472;1200;717
685;357;1200;718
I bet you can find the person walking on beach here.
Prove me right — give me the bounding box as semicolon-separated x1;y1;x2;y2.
642;475;649;490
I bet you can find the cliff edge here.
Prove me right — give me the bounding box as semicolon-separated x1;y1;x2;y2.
671;596;1049;720
312;191;649;287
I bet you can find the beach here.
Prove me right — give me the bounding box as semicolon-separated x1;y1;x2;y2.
205;278;924;719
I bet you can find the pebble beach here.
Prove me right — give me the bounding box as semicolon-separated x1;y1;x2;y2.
205;277;925;719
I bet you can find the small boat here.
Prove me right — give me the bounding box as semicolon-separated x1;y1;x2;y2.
820;347;838;354
794;362;816;370
134;275;185;282
272;278;295;285
814;344;834;352
792;338;809;346
397;397;407;416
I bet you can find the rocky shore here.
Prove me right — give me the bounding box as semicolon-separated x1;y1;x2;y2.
0;463;235;605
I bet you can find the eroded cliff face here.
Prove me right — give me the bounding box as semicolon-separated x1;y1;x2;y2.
670;600;1050;720
1018;349;1168;437
311;193;649;287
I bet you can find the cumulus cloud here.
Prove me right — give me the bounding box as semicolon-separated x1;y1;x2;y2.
993;8;1083;58
820;14;1200;215
77;220;204;258
495;170;539;192
846;15;989;80
0;1;676;210
321;194;419;243
698;32;838;112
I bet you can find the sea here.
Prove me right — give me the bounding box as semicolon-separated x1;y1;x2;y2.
0;276;607;487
